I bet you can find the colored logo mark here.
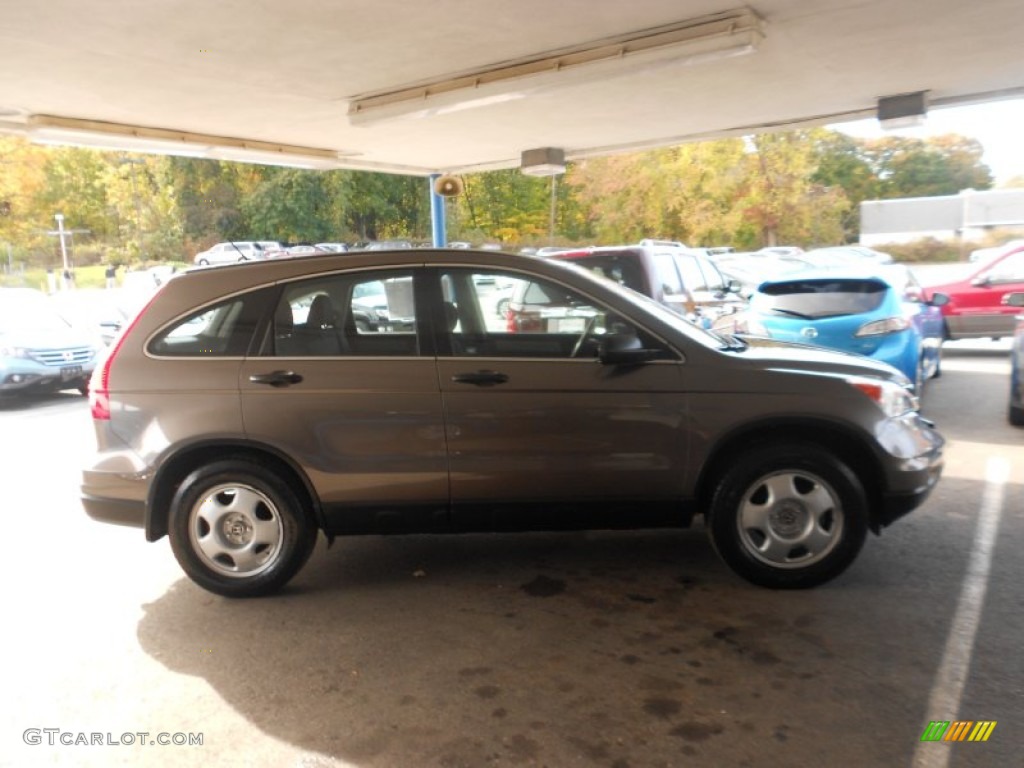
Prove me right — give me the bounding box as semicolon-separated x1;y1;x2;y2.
920;721;997;742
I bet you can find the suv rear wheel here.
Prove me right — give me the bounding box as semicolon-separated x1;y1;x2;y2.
169;459;317;597
707;443;868;589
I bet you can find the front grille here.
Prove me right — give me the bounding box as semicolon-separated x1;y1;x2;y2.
32;347;94;366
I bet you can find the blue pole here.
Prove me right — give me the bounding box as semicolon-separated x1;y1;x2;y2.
428;174;447;247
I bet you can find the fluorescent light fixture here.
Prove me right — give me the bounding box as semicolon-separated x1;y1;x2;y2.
521;147;566;177
27;115;351;169
348;7;764;126
877;91;928;130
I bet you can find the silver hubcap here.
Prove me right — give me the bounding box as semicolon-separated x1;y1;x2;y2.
737;470;843;568
189;483;283;578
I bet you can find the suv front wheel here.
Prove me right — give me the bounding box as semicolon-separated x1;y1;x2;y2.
707;443;868;589
169;459;317;597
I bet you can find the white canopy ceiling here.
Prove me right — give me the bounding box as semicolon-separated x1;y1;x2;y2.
1;1;1022;175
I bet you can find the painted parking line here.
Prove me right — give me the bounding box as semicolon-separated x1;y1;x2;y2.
911;456;1009;768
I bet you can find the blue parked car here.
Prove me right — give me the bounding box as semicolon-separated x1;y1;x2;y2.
1;288;102;397
716;265;949;392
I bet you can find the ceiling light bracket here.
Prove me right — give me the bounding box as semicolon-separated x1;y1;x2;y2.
878;91;929;130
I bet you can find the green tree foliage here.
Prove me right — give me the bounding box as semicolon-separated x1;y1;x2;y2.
0;126;1000;268
343;172;429;241
453;170;556;245
866;135;993;198
241;168;338;243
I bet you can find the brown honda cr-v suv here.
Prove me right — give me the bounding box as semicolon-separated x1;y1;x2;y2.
82;249;944;597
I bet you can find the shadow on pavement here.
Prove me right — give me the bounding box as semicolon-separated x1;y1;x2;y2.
136;527;947;768
0;390;87;411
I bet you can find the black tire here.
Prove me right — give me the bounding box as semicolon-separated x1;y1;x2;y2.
1010;403;1024;427
168;459;317;597
707;442;868;589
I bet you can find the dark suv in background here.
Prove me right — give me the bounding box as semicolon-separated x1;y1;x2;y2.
546;241;745;327
81;249;943;597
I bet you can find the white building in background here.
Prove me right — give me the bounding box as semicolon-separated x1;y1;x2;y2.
859;188;1024;246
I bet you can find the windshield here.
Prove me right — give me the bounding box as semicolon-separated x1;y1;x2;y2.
752;278;887;319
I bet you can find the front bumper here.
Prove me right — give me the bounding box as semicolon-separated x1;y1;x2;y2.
1;359;95;394
877;448;944;528
873;412;945;529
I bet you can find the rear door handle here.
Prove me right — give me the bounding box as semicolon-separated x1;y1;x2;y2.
452;370;509;387
249;370;304;387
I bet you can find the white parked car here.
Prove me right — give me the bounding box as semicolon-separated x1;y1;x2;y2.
194;242;265;265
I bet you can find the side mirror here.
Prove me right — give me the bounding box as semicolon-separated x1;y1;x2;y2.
971;275;991;287
1003;292;1024;308
929;292;950;307
727;279;743;294
598;333;660;366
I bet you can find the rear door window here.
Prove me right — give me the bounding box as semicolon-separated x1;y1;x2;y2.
270;270;420;357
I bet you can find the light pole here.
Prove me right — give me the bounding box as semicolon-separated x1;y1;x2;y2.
120;156;145;260
54;213;69;286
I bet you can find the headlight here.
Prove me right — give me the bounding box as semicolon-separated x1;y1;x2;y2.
846;376;918;417
0;346;29;358
855;317;910;337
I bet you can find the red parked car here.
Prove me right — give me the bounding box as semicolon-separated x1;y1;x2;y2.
923;242;1024;340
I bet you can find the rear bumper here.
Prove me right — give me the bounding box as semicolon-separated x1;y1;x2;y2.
82;493;145;528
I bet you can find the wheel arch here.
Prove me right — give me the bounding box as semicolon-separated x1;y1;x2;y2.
145;439;323;542
694;418;888;534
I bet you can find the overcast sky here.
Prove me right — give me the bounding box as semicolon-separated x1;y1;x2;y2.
830;98;1024;186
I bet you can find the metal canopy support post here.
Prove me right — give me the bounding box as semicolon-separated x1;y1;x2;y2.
429;174;447;247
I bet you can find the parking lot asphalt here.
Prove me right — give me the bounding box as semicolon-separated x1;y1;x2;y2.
0;339;1020;768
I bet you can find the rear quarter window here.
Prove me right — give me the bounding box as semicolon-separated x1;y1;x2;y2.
148;294;264;357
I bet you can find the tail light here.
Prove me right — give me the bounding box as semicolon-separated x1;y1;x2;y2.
506;307;542;333
855;317;910;337
89;298;152;420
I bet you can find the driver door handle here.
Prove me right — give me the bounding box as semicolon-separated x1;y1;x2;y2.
452;370;509;387
249;370;304;387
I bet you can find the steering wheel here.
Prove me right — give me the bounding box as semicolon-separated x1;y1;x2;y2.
570;315;598;358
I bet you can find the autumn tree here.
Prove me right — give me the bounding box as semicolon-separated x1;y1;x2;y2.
0;138;50;262
566;140;748;246
734;129;850;248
